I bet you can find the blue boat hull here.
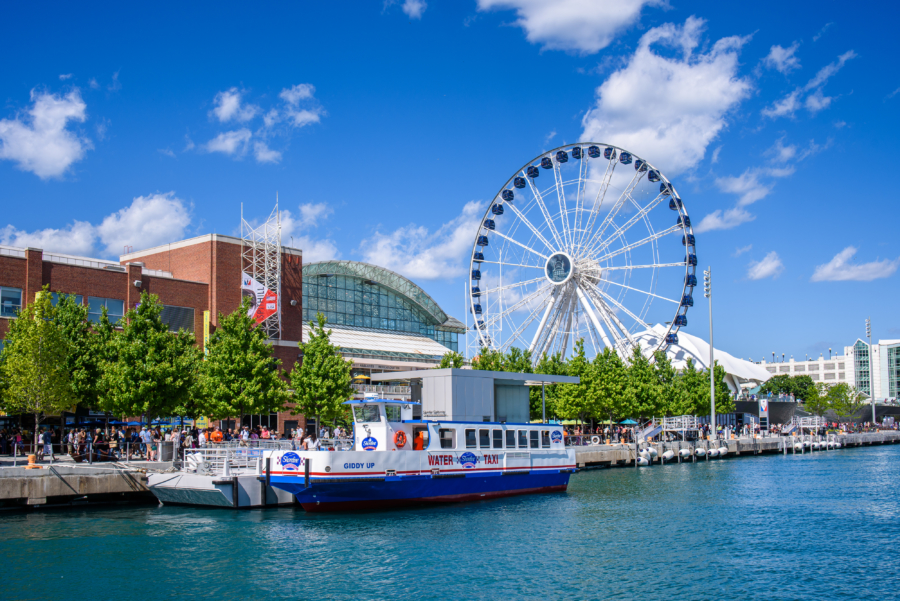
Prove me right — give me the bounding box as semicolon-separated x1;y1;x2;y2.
269;471;571;512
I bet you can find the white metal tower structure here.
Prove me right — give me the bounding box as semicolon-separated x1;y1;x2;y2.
241;198;282;340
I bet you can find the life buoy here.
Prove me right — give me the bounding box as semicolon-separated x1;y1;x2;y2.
591;436;600;445
394;431;408;448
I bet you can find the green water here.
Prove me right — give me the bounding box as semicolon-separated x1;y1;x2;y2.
2;445;898;600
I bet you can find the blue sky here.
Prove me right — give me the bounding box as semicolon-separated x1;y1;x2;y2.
2;0;898;361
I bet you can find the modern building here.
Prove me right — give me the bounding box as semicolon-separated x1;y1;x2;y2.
758;353;850;387
0;235;465;431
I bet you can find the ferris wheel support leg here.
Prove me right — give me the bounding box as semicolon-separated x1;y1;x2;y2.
576;286;612;350
528;293;557;353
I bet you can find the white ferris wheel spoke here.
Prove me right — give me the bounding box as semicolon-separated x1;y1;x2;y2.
597;277;680;304
500;295;550;353
528;290;557;353
479;276;545;296
595;262;687;271
576;154;620;253
593;224;682;264
584;192;667;259
524;172;565;251
482;284;550;329
575;286;613;350
479;259;544;270
552;160;573;251
572;148;590;251
584;282;652;334
488;229;549;261
504;201;556;253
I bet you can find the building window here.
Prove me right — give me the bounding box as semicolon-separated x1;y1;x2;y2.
0;287;22;318
160;305;195;333
766;367;776;373
795;365;805;372
51;292;84;307
824;373;835;380
838;372;845;380
838;363;845;369
810;374;820;381
779;366;790;373
88;297;125;324
825;363;835;370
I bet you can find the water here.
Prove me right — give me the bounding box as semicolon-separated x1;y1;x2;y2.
3;446;899;600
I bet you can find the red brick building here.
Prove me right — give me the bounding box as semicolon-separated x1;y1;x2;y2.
0;234;308;435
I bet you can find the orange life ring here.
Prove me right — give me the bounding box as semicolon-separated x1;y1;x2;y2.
394;431;408;448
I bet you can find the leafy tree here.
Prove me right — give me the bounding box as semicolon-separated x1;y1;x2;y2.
555;339;594;424
625;347;662;421
471;347;504;371
592;347;630;430
290;312;353;427
652;350;679;416
54;293;106;411
98;291;200;422
436;351;465;369
0;289;76;448
827;383;866;422
197;298;289;422
530;351;566;420
672;358;705;416
501;347;533;373
802;383;831;417
759;374;816;401
692;362;735;416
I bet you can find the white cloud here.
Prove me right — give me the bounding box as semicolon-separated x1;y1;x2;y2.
733;244;752;257
280;202;339;263
762;42;801;74
747;251;784;280
711;146;722;164
205;129;251;156
716;169;772;206
763;50;856;118
59;73;73;80
694;207;755;233
581;17;752;175
477;0;660;55
108;71;122;92
88;78;99;90
1;192;191;258
0;220;96;256
0;89;91;179
158;148;176;158
253;141;281;164
279;84;315;107
359;200;483;280
544;129;557;145
211;88;259;123
96;192;191;256
286;108;323;128
402;0;427;19
811;246;900;282
813;23;833;42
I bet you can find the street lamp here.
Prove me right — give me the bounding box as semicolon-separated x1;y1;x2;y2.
703;267;714;439
782;353;785;363
867;318;875;423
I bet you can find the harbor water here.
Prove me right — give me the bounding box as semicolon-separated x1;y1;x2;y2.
2;445;899;600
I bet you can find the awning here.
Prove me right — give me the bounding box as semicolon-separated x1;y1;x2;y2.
303;323;453;357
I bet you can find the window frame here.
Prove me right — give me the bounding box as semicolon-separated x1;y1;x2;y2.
439;428;455;450
0;286;23;318
541;430;551;448
492;429;503;449
518;430;528;449
529;430;539;449
479;428;490;448
505;430;516;449
465;429;477;449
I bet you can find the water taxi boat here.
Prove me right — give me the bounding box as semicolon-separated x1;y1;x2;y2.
263;399;576;512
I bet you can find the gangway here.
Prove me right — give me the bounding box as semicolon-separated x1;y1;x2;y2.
661;416;699;441
638;419;662;441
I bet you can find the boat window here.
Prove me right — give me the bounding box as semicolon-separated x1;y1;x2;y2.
506;430;516;448
353;404;381;423
384;405;401;422
465;429;476;449
479;429;490;448
529;430;539;449
439;429;455;450
492;429;503;449
541;430;550;448
518;430;528;448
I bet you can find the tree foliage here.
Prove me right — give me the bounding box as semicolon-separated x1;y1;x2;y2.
826;383;866;421
555;339;593;423
436;351;465;369
530;351;566;420
197;298;289;420
54;293;106;410
591;347;629;427
290;312;353;426
759;374;817;401
0;289;76;446
98;291;200;421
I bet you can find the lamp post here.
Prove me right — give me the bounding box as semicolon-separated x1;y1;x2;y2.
704;267;714;439
866;318;873;417
829;348;832;360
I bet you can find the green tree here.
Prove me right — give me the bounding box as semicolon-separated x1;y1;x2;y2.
693;362;735;416
759;374;816;401
555;339;594;424
98;291;200;422
436;351;465;369
592;347;630;431
0;289;76;448
54;293;106;411
530;351;567;420
471;347;504;371
652;350;679;416
197;298;289;422
625;347;662;421
290;312;353;427
827;383;866;422
501;347;533;373
672;358;704;416
801;383;831;417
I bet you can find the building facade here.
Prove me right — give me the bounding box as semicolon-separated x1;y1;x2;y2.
759;353;850;387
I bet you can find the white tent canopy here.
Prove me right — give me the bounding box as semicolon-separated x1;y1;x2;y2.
633;324;772;394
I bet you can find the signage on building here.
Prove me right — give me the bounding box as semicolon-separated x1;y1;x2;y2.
758;396;769;431
241;272;279;326
203;310;210;355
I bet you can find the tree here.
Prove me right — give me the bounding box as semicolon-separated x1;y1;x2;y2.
471;347;504;371
707;362;735;415
802;383;831;417
827;383;866;422
554;339;594;425
290;312;353;427
625;347;662;421
501;347;533;373
530;351;566;420
652;351;679;416
759;374;816;401
0;289;76;448
54;293;106;411
436;351;465;369
197;298;289;422
98;291;200;422
673;358;705;416
592;347;630;431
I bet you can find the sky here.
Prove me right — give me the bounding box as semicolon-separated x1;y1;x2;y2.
1;0;898;362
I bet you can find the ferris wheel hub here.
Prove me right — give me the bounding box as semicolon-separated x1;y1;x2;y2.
545;252;575;286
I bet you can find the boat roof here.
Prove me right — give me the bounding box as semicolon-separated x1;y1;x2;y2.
342;399;421;405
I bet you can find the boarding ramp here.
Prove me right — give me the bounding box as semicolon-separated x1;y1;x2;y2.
638;419;662;441
662;416;699;433
798;416;825;432
182;441;293;475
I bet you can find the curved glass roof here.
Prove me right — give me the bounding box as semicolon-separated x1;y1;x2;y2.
302;260;460;330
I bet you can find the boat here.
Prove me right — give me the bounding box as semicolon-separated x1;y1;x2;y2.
263;399;577;512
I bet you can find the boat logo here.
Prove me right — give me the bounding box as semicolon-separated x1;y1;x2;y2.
280;452;302;471
362;436;378;451
459;452;479;469
551;430;563;443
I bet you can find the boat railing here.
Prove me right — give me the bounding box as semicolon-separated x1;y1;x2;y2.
182;442;293;475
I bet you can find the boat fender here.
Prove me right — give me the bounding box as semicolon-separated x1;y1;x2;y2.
394;431;408;448
591;436;600;445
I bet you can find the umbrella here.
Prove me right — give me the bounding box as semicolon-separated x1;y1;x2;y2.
619;419;638;425
109;420;126;425
126;421;144;426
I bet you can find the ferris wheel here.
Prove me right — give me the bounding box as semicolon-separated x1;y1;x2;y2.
466;143;696;364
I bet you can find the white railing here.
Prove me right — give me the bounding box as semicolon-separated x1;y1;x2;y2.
351;384;411;394
663;415;699;431
142;267;173;278
0;245;26;259
44;253;123;270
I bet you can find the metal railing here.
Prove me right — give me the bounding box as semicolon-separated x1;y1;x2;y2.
0;245;26;259
350;384;412;394
662;415;699;431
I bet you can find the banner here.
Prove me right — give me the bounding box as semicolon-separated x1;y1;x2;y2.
241;271;278;326
203;310;210;354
